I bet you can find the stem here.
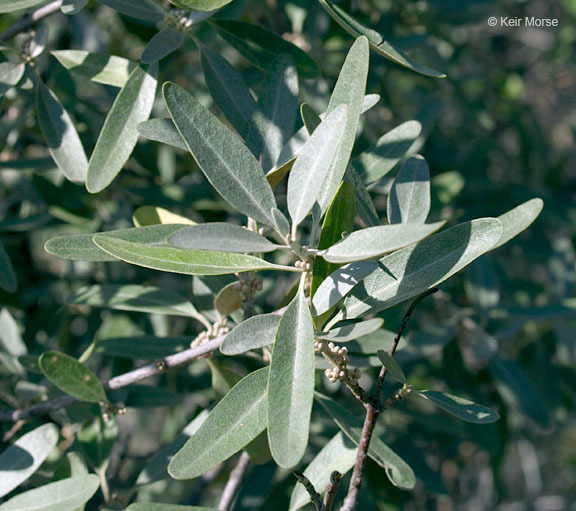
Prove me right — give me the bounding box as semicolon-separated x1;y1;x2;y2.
294;472;323;511
218;451;251;511
323;471;342;511
0;0;63;42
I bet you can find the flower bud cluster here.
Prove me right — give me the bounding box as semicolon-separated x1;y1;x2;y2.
295;260;312;271
191;323;230;349
315;341;361;385
234;278;264;294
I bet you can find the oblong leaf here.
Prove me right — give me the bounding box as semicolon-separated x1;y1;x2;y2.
66;284;201;317
39;351;107;403
163;82;277;225
246;55;299;171
170;0;232;10
493;198;544;249
169;367;269;479
322;221;445;263
287;105;348;230
387;155;430;224
133;206;196;227
220;313;281;355
36;80;88;183
87;64;157;193
141;27;185;63
0;62;25;95
316;318;383;342
137;118;187;150
0;0;47;13
0;424;59;498
344;164;380;227
51;50;137;87
376;350;406;384
315;392;415;489
0;239;17;292
268;285;315;468
0;475;99;511
168;223;281;253
318;0;445;78
93;235;301;275
415;390;499;424
334;218;504;319
98;336;190;359
98;0;167;21
289;432;357;511
201;45;256;138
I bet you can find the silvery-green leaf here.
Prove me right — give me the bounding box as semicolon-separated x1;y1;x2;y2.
61;0;89;14
271;207;290;238
268;285;315;468
141;27;184;63
51;50;137;88
169;368;269;479
163;82;277;225
317;0;445;78
316;37;368;215
36;80;88;183
93;236;301;275
0;475;99;511
376;350;406;383
220;313;281;355
300;103;321;134
133;206;196;227
354;120;422;184
30;24;49;58
98;0;167;21
493;198;544;249
201;45;256;138
137;118;187;150
316;318;383;342
344;164;380;227
0;239;17;292
168;223;280;253
387;155;430;224
287;105;348;231
87;64;157;192
322;222;445;263
0;62;25;95
170;0;233;10
0;424;59;498
0;0;48;13
415;390;500;424
338;218;503;320
246;55;299;171
289;432;357;510
45;224;187;262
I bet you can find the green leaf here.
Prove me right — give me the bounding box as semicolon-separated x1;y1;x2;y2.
0;307;26;358
289;432;357;511
52;50;138;88
0;239;17;292
287;105;348;231
344;164;380;227
0;62;25;95
168;223;281;253
169;367;269;479
128;504;218;511
142;28;185;63
268;284;315;468
220;313;281;355
315;392;415;489
0;424;59;498
387;155;430;224
271;207;290;237
39;351;108;403
415;390;499;424
163;82;277;225
98;336;190;359
316;37;369;214
213;282;244;317
87;64;157;193
300;103;321;134
98;0;167;21
0;0;47;13
317;0;445;78
61;0;89;15
353;120;422;184
328;218;503;319
493;198;544;249
133;206;196;227
169;0;233;10
316;318;383;342
77;415;117;470
93;235;301;275
137;118;187;151
246;55;299;171
44;224;187;262
322;222;445;264
36;80;88;184
0;475;100;511
201;45;256;138
66;284;202;318
210;20;319;78
376;350;406;384
310;182;356;298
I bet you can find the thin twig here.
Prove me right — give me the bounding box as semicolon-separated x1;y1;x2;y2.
294;472;323;511
218;451;251;511
0;0;63;42
323;471;342;511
